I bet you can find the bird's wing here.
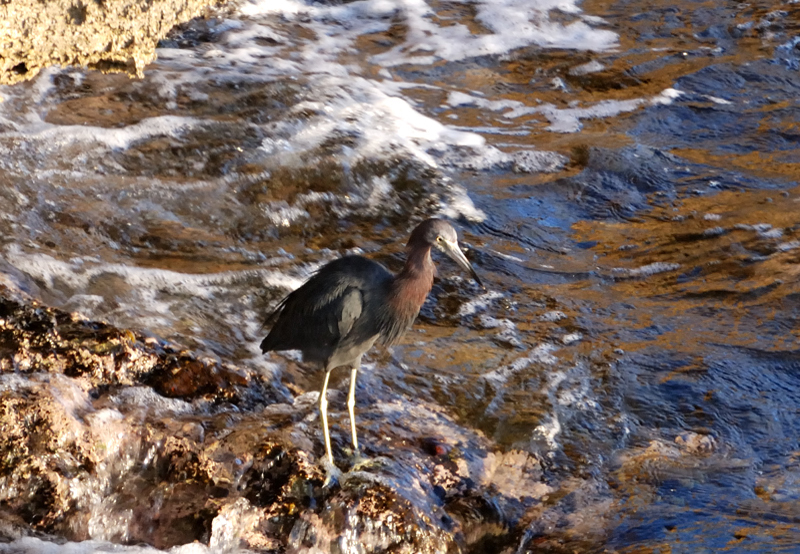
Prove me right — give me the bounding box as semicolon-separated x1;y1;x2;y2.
337;287;363;339
261;274;366;360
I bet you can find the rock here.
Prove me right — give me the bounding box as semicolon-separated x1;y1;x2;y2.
0;295;159;385
0;0;227;86
0;286;555;551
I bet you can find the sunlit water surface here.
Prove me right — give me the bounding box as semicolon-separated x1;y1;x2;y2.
1;0;800;551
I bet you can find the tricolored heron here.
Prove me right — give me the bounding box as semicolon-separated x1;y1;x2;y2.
261;218;482;464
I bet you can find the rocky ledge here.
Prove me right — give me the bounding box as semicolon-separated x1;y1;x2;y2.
0;0;225;86
0;286;563;552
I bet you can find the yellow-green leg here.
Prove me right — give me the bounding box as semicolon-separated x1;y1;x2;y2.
319;370;334;464
347;365;359;452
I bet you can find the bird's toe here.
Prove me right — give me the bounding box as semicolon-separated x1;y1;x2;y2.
349;454;391;472
321;457;342;489
348;449;370;468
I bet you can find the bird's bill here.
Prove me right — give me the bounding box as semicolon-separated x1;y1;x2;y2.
442;240;484;288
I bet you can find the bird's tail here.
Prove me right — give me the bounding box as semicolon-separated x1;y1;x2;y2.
260;294;291;353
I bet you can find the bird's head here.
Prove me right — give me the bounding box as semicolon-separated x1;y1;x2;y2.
408;219;483;288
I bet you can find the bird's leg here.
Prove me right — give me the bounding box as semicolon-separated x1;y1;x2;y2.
347;361;360;453
319;370;334;464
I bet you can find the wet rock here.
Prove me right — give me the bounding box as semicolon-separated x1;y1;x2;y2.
674;430;717;454
0;295;158;385
147;353;249;400
613;433;749;487
0;372;117;535
0;291;247;402
0;0;226;86
0;286;560;551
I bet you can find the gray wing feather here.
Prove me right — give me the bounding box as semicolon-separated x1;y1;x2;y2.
337;288;363;339
261;255;390;365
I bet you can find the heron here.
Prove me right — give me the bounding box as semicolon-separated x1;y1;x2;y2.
260;218;482;464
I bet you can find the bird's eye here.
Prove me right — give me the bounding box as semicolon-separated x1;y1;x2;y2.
436;236;443;242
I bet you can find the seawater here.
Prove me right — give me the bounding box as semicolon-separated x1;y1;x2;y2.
1;0;800;550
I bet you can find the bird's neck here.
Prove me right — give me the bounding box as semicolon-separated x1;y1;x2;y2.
389;246;435;313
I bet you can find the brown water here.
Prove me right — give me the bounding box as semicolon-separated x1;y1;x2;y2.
1;0;800;551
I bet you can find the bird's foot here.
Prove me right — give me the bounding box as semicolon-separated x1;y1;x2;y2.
347;449;372;471
349;453;393;473
340;456;394;488
320;456;342;489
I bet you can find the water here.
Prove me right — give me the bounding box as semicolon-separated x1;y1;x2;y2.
1;0;800;551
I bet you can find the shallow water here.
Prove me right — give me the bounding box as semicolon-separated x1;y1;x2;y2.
1;0;800;550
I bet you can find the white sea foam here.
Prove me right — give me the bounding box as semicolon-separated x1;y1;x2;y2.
208;64;488;219
482;343;559;384
458;290;504;317
707;95;733;105
146;0;621;216
447;87;681;133
0;537;220;554
532;415;562;453
540;310;567;322
238;0;619;67
0;0;619;228
3;244;305;345
653;87;684;103
263;76;485;170
5;244;301;294
479;314;524;347
569;60;606;75
777;240;800;252
611;262;681;279
758;227;783;239
6;112;199;151
439;183;487;222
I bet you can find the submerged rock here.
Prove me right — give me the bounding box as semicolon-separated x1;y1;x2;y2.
0;286;554;552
